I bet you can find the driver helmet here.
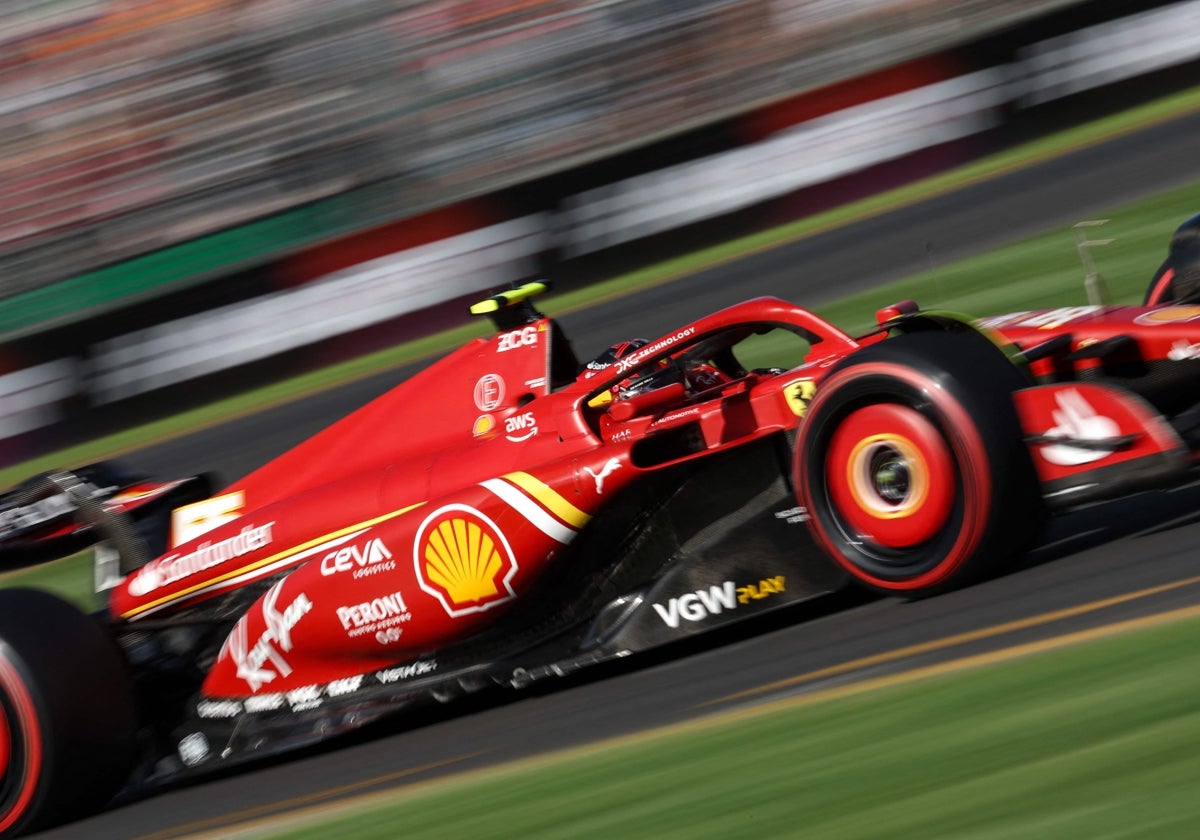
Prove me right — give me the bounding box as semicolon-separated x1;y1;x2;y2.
580;338;731;402
582;339;650;378
580;338;676;405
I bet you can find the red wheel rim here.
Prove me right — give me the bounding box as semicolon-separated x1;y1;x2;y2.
0;656;41;833
826;403;955;548
0;703;9;782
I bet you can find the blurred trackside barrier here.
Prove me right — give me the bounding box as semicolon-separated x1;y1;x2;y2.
3;0;1200;464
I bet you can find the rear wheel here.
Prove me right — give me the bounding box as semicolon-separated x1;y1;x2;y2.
796;331;1044;596
0;589;137;836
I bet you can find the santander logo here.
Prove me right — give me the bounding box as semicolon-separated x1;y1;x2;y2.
127;522;275;597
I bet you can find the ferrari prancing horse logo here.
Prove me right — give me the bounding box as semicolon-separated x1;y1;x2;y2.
413;505;518;617
783;380;817;417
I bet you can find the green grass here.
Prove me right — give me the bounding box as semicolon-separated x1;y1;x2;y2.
267;612;1200;839
816;183;1200;336
0;551;98;611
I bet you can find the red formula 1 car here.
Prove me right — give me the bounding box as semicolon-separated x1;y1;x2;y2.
1;280;1199;834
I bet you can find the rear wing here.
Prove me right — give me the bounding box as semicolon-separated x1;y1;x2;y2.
0;462;211;584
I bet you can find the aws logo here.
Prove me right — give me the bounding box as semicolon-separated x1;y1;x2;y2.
413;505;517;617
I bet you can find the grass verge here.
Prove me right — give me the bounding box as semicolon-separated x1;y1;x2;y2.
261;610;1200;839
1;552;98;610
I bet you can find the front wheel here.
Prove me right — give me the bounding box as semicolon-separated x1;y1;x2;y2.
0;589;138;836
795;331;1044;596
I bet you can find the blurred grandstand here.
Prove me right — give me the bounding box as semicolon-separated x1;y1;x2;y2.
2;0;1085;302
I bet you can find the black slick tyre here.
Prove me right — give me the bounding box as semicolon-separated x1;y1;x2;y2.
795;330;1044;596
0;589;137;836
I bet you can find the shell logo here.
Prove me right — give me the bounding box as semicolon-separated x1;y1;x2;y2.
1136;305;1200;324
413;505;517;617
473;414;498;439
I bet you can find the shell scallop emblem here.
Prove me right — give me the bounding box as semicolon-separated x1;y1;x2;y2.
1136;305;1200;324
413;505;517;617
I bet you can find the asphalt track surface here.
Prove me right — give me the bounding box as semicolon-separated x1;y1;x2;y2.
34;109;1200;839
